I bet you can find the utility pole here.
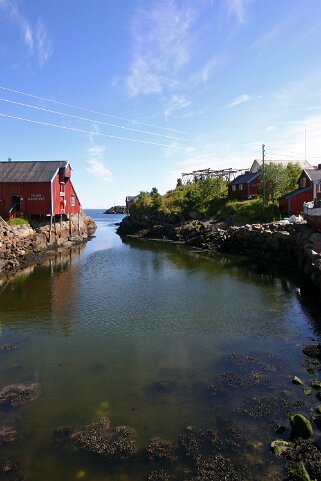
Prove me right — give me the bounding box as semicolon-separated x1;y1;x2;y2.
262;144;266;209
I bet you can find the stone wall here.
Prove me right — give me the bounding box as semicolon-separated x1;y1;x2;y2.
117;214;321;295
0;212;96;275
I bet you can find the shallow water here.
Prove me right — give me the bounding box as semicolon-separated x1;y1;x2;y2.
0;210;320;480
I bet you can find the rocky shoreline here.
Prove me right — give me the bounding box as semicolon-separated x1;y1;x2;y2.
0;211;96;280
117;213;321;295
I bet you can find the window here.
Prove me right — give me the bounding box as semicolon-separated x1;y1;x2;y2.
71;194;75;206
317;183;321;193
232;185;236;191
300;177;307;188
239;184;243;191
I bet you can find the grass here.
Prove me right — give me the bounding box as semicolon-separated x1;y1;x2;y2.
8;217;29;226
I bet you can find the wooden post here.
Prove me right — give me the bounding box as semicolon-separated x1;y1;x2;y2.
60;214;62;231
78;212;80;235
49;215;53;243
69;214;72;236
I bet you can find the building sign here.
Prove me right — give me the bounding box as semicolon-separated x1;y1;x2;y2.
28;194;45;201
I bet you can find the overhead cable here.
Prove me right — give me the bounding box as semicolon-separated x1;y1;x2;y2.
0;112;184;147
0;86;194;136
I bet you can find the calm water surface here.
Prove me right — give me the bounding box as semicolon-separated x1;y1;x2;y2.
0;210;320;480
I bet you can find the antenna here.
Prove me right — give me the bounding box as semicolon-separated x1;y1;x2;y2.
304;124;307;162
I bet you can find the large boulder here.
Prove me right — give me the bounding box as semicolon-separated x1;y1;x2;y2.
290;415;313;439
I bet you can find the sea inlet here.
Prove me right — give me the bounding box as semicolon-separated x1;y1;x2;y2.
0;210;320;481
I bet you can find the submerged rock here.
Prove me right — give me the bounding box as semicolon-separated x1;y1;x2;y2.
73;418;137;459
53;426;75;443
145;438;177;462
0;344;18;352
0;383;40;407
193;454;241;481
146;469;171;481
285;439;321;481
0;458;16;473
290;415;313;439
311;379;321;390
0;426;17;445
302;345;321;360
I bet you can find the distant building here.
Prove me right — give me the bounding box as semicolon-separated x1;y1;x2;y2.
279;165;321;215
228;171;261;199
125;195;139;213
228;159;314;200
0;160;81;219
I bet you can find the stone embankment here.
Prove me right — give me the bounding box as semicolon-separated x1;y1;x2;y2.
0;212;96;275
118;213;321;293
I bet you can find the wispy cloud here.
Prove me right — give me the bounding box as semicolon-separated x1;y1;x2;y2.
164;95;191;117
86;131;112;182
226;0;251;23
127;0;195;96
0;0;52;66
228;93;251;108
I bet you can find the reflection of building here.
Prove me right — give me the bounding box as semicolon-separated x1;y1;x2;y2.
0;244;85;334
0;160;81;219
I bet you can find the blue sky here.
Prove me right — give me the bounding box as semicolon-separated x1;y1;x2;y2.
1;0;321;208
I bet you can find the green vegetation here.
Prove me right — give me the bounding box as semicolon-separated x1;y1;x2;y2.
8;217;29;226
130;162;302;223
263;162;302;203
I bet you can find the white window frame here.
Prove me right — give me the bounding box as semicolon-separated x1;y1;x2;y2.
71;194;75;206
317;183;321;193
232;185;236;191
239;184;243;191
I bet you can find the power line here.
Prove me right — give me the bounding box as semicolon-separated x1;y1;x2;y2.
0;85;194;136
0;112;184;147
0;98;189;142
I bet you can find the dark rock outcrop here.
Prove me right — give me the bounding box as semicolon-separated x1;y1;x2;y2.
0;383;40;407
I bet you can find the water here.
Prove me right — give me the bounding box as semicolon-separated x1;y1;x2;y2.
0;210;320;480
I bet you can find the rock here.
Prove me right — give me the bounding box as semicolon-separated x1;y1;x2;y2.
313;415;321;430
145;438;178;462
315;406;321;414
73;418;137;459
271;439;293;456
293;376;303;385
302;345;321;360
0;383;40;407
290;462;311;481
0;458;16;473
0;426;17;445
147;470;171;481
0;343;18;351
290;414;313;439
304;387;312;396
53;426;75;443
311;380;321;390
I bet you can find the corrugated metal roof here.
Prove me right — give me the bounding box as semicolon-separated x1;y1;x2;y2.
229;172;260;185
0;161;68;182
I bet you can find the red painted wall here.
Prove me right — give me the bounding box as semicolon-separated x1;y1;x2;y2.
228;177;261;199
0;182;51;216
0;175;81;217
52;175;81;215
279;187;315;215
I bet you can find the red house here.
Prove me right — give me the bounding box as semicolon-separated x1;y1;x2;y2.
279;166;321;215
228;172;261;199
0;160;81;219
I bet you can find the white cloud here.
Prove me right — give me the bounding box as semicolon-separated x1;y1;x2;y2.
0;0;52;66
228;93;251;108
164;95;191;117
86;135;112;182
127;0;195;96
226;0;251;23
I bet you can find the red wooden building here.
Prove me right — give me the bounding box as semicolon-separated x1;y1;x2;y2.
228;172;261;199
279;167;321;215
0;160;81;219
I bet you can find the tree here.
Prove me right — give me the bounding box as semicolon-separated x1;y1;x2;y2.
285;163;302;192
176;178;183;188
262;163;302;203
